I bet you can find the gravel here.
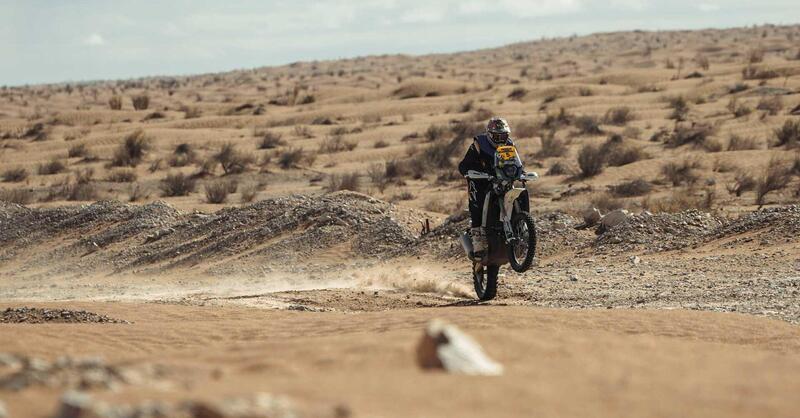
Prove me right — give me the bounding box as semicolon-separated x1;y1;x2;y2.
1;307;127;324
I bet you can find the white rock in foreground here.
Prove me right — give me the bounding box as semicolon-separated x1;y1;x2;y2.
416;319;503;376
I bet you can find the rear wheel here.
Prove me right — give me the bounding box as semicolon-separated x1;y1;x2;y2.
508;212;537;273
474;264;499;301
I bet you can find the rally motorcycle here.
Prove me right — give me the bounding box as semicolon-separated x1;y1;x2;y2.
461;145;538;301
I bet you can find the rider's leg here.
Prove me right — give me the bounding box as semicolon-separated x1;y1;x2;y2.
468;180;489;259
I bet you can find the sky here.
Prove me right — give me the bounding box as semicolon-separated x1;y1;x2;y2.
2;0;799;86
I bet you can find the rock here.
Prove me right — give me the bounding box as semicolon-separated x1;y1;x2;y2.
54;391;93;418
582;207;602;227
600;209;630;230
416;319;503;376
630;256;641;265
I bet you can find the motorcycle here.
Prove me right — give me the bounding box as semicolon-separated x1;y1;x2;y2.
461;145;538;300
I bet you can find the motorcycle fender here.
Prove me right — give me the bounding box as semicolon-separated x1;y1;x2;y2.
502;188;524;222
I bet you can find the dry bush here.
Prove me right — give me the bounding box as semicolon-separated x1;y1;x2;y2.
726;171;757;196
63;170;98;201
67;143;90;158
727;97;752;118
180;105;202;119
214;143;253;174
747;47;765;64
2;167;28;182
702;138;724;152
0;188;34;204
755;158;793;206
111;129;152;167
727;134;761;151
450;120;483;141
256;130;286;149
661;159;701;186
204;180;233;204
535;131;568;158
148;159;164;173
664;124;716;148
105;168;137;183
513;120;538;139
573;115;603;135
773;119;800;148
385;159;410;179
622;126;641;139
546;161;574;176
742;65;779;80
591;193;625;213
160;172;196;197
695;54;710;70
508;87;527;100
128;184;147;202
603;107;636;126
37;158;66;175
239;183;259;203
390;191;415;202
374;139;389;148
667;96;690;121
756;95;784;115
728;83;749;94
577;144;604;177
108;96;122;110
131;94;150;110
641;189;714;213
277;148;307;169
424;124;448;141
542;107;573;130
168;143;196;167
472;108;493;122
294;125;314;138
601;134;647;166
319;135;357;153
610;178;653;197
325;172;360;192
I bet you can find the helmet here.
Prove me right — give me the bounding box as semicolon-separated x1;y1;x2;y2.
486;117;511;145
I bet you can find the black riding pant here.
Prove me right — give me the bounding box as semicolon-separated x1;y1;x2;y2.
467;179;490;228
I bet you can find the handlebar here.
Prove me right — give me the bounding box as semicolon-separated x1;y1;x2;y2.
464;170;539;181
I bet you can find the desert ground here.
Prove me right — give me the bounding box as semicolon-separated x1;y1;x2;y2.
1;24;800;417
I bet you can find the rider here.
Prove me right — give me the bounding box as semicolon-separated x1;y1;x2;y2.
458;117;514;260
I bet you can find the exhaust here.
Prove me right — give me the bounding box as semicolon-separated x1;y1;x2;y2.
460;231;473;257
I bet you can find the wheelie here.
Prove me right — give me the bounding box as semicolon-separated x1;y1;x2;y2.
458;118;539;300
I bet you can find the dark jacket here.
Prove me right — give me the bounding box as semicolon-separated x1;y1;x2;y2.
458;134;514;176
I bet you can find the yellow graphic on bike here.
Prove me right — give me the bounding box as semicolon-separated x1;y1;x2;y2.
496;146;518;162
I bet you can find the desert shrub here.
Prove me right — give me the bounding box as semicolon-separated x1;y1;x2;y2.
2;168;28;182
622;126;641;139
603;107;635;126
508;87;527;100
390;191;415;202
239;183;260;203
573;115;603;135
131;94;150;110
180;105;202;119
727;97;752;118
277;148;306;169
374;139;389;148
747;47;765;64
143;112;165;121
294;125;314;138
160;172;196;197
105;168;137;183
472;108;493;122
695;54;710;70
168;143;196;167
385;159;410;179
726;171;757;196
319;135;357;153
773;119;800;148
728;83;749;94
664;124;716;148
727;134;761;151
756;95;784;115
424;124;448;141
667;96;690;121
591;193;625;213
111;129;151;167
513;120;538;139
755;159;793;206
641;189;714;213
325;172;360;192
579;87;594;96
610;179;653;197
298;94;315;105
577;144;604;177
601;134;647;166
661;159;701;186
67;143;90;158
64;174;98;201
546;161;573;176
535;131;568;158
742;65;779;80
214;143;253;174
256;130;285;149
37;158;66;175
204;180;232;204
542;107;573;130
108;96;122;110
0;188;34;204
449;120;483;141
459;100;474;113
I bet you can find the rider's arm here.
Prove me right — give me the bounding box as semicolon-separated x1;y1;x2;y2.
458;142;483;176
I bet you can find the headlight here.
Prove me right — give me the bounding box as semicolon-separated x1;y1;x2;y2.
502;165;519;179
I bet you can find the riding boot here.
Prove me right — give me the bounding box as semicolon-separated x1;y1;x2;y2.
470;227;487;261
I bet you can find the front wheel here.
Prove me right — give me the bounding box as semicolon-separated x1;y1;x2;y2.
508;212;537;273
474;264;499;301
